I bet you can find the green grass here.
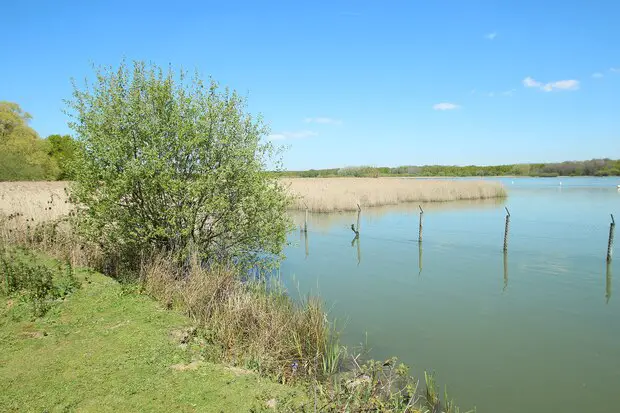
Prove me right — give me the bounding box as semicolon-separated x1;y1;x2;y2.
0;261;304;412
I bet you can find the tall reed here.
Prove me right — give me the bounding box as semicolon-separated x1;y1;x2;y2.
283;177;506;212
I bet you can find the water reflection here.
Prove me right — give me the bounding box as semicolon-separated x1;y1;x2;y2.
503;251;508;292
351;235;361;265
606;262;612;304
418;242;423;276
289;197;506;232
304;230;309;259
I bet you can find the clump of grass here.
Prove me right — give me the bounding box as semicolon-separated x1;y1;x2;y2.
141;254;343;382
0;247;80;317
284;177;507;212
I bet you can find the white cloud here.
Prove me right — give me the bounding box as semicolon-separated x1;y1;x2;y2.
592;72;604;78
487;92;495;97
304;117;342;125
485;32;497;40
611;68;620;73
545;79;579;91
268;130;318;141
433;103;460;110
502;89;516;96
523;77;542;88
522;76;579;92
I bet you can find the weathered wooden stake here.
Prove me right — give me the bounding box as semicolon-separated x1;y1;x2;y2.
418;205;424;243
503;207;510;253
607;214;615;262
304;208;308;233
351;204;361;237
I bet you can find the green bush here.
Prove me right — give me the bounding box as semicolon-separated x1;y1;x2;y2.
66;61;291;272
0;249;80;316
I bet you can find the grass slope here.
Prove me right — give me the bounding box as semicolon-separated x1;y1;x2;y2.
0;265;302;412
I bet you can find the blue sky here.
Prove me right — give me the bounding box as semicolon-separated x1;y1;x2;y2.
2;0;619;170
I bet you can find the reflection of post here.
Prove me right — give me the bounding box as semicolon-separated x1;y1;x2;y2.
418;205;424;243
304;230;309;259
350;236;361;266
607;214;615;262
356;236;361;266
606;261;612;304
418;241;423;276
503;207;511;253
503;251;508;292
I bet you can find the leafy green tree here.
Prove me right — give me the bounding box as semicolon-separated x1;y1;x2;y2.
46;134;78;179
0;101;60;181
67;61;291;270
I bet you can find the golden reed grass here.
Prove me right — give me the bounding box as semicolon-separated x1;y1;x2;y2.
283;177;507;212
1;178;506;218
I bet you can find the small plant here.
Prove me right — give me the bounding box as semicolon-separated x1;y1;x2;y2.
425;371;440;411
0;249;80;317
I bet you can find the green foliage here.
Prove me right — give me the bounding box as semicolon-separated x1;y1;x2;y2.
46;134;78;179
279;158;620;178
0;101;61;181
66;60;291;271
0;249;79;316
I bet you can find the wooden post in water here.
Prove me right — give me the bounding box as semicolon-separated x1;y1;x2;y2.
503;207;510;253
301;202;309;233
304;208;308;233
418;205;424;243
607;214;615;262
351;204;361;238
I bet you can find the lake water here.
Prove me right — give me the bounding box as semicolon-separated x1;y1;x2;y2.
279;177;620;413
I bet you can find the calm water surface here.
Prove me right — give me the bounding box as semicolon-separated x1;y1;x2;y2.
279;177;620;413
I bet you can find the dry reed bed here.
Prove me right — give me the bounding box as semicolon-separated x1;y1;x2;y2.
283;177;507;212
0;181;73;221
1;178;507;218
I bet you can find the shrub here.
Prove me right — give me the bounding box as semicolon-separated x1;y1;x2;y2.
67;61;291;272
0;248;80;316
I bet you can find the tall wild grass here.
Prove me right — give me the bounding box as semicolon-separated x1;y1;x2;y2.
283;177;506;212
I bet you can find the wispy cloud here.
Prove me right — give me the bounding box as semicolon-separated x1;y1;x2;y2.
611;68;620;73
502;89;516;96
304;117;342;125
268;130;318;141
592;72;604;78
485;32;497;40
523;76;579;92
433;103;460;111
523;77;542;88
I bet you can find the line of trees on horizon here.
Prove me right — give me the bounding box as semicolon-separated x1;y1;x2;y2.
279;159;620;178
3;100;619;181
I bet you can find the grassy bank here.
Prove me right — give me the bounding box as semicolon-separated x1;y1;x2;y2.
284;177;506;212
1;184;473;412
0;250;305;412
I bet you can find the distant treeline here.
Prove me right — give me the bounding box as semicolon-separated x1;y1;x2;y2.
1;101;77;181
279;160;620;178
